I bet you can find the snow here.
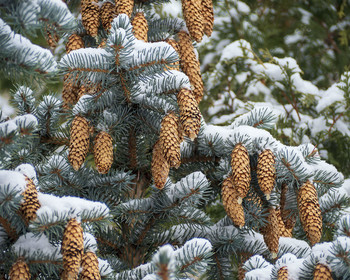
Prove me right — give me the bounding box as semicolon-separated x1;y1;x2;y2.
284;30;304;44
72;94;93;115
311;242;333;265
15;164;37;180
14;114;38;128
12;232;61;259
0;95;15;118
0;119;17;135
279;237;311;256
244;255;273;280
287;258;304;279
316;83;344;113
220;39;254;61
0;170;26;193
36;193;109;222
98;258;114;276
84;232;97;252
159;0;182;18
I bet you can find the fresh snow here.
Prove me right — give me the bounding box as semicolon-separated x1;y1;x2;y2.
0;170;27;193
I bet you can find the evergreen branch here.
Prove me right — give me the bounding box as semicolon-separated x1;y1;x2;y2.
0;216;18;241
179;256;203;272
28;259;62;265
213;253;225;280
181;155;220;165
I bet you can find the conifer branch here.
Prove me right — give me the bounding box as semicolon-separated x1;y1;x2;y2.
0;216;18;241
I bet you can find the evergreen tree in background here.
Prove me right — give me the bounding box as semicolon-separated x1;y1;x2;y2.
0;0;349;279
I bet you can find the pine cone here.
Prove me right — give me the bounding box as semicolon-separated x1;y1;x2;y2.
297;181;322;246
80;251;101;280
280;183;296;230
177;31;204;104
261;208;279;258
62;74;80;109
230;143;251;201
222;180;245;228
277;267;288;280
177;88;201;140
257;149;276;200
19;176;40;224
276;208;292;237
116;0;133;18
100;1;116;32
81;0;100;37
94;131;113;174
132;12;148;41
46;29;59;49
313;264;332;280
68;116;90;171
66;34;85;54
159;112;181;168
61;218;84;280
152;140;170;189
165;39;180;71
201;0;214;36
9;258;31;280
181;0;204;42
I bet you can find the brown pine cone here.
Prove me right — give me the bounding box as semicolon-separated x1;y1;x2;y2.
159;112;181;168
66;34;85;54
19;176;40;224
68;116;90;171
152;140;170;189
46;29;59;49
177;88;201;140
81;0;100;37
80;251;101;280
280;183;296;230
261;208;279;258
313;264;333;280
222;181;245;228
230;143;250;202
94;131;113;174
132;12;148;41
297;181;322;246
62;74;80;109
100;1;116;32
116;0;133;18
181;0;204;42
201;0;214;37
276;208;292;238
9;258;31;280
165;39;180;71
61;218;84;280
177;31;204;104
257;149;276;200
277;266;289;280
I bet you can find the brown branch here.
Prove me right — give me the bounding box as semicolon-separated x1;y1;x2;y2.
281;158;299;181
181;155;220;165
0;216;18;241
180;256;202;272
213;253;224;280
281;90;301;121
96;236;121;253
28;260;62;265
328;112;344;135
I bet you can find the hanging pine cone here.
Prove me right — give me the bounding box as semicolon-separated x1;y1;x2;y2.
61;218;84;280
181;0;204;42
222;179;245;228
94;131;113;174
116;0;133;18
201;0;214;37
261;207;279;258
177;31;204;104
62;74;80;109
152;140;170;189
297;181;322;246
80;251;101;280
68;116;90;171
313;264;333;280
277;266;289;280
177;88;201;140
66;34;85;54
132;12;148;41
276;208;292;238
81;0;100;37
46;29;59;49
280;183;296;230
230;143;250;202
9;258;31;280
165;39;180;71
19;176;40;224
159;112;181;168
100;1;116;32
257;149;276;200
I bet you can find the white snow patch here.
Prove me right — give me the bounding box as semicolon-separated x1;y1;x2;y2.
0;170;26;193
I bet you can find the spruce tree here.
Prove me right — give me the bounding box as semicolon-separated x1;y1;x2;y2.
0;1;349;280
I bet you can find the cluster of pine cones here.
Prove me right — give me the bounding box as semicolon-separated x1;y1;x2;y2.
9;178;100;280
222;144;323;268
61;0;214;179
